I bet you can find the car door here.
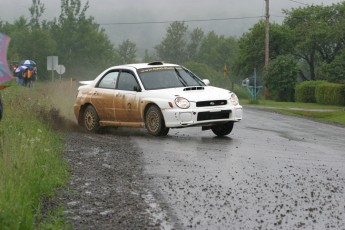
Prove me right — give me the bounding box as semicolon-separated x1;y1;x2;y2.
114;70;142;123
90;71;119;122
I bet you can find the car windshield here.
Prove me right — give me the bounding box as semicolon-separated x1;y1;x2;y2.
138;66;205;90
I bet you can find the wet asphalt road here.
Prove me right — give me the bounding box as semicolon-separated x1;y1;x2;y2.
131;107;345;229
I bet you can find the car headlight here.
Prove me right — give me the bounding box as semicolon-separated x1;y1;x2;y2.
175;97;190;109
230;93;239;106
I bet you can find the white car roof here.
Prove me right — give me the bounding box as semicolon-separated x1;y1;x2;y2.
80;62;182;87
110;62;180;70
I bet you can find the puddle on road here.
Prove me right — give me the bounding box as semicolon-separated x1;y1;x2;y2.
139;190;174;230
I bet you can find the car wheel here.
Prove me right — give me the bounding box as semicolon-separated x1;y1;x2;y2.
145;105;169;136
83;105;101;133
211;121;234;136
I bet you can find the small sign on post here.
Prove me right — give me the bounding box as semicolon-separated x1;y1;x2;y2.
47;56;58;81
55;65;66;80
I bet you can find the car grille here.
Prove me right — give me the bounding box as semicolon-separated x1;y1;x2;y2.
197;110;231;121
196;100;227;107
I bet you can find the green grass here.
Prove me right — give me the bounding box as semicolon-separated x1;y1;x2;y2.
276;109;345;125
241;99;345;126
0;85;70;229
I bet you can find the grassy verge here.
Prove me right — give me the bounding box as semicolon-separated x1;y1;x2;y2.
0;84;70;229
241;99;345;126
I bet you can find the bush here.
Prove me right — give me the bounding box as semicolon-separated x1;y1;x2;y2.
265;55;299;102
318;48;345;84
295;80;326;103
315;82;345;105
233;85;250;100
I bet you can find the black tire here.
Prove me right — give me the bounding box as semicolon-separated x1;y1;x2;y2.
83;105;101;133
211;121;234;136
145;105;169;136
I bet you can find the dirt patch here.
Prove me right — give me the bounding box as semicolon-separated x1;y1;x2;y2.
59;132;160;229
35;107;81;132
39;108;162;229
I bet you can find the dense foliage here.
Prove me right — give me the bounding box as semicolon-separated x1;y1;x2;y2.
1;0;117;80
1;0;345;100
265;55;299;101
233;21;292;82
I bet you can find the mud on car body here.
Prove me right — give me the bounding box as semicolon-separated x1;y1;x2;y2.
74;62;243;136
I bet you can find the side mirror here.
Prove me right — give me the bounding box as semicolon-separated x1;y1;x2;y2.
133;86;141;92
203;79;210;86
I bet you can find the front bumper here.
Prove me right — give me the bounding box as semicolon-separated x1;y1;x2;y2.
162;105;243;128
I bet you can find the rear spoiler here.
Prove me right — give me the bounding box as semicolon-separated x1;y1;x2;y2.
79;80;93;85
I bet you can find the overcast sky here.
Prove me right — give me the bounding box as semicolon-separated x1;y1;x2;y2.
1;0;343;54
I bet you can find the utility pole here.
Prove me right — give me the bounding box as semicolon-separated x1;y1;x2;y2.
264;0;270;99
264;0;270;70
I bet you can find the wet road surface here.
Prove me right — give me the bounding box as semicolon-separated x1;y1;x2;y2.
131;107;345;229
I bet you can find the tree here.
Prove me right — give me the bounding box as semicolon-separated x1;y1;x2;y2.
283;3;345;80
186;28;204;61
183;61;225;88
118;39;137;64
233;20;292;80
265;55;299;101
319;48;345;84
49;0;118;78
2;17;30;60
142;49;157;63
29;0;45;28
155;21;188;64
2;15;57;80
198;32;238;72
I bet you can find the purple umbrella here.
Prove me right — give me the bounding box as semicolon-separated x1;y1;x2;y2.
15;65;29;73
20;60;36;66
0;33;12;84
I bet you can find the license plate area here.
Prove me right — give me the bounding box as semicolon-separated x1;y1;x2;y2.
197;110;231;121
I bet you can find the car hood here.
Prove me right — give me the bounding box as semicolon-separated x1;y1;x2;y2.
147;86;231;101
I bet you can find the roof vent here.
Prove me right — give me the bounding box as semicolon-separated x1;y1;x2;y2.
183;86;205;91
148;61;164;65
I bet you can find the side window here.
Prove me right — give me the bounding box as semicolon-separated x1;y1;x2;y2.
98;71;119;89
117;71;140;91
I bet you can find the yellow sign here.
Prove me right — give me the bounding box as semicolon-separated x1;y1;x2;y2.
223;64;227;78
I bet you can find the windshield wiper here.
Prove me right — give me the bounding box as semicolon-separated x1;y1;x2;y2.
174;68;188;87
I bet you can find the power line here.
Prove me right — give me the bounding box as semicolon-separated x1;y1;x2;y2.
99;16;264;26
287;0;309;6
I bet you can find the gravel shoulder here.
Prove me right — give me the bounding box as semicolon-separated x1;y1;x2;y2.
54;131;162;229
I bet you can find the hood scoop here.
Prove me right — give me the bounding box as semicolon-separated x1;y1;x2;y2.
183;86;204;91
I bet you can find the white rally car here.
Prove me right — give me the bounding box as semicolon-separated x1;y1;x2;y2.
74;62;242;136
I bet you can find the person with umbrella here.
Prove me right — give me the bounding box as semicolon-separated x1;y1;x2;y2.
10;61;19;76
15;65;28;86
23;65;35;87
20;59;37;87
